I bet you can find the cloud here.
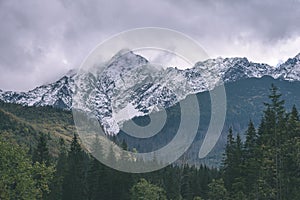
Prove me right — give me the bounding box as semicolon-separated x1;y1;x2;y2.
0;0;300;91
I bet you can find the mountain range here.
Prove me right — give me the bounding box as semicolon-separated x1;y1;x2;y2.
1;50;300;166
1;50;300;136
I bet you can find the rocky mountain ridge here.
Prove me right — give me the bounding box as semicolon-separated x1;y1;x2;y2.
1;51;300;134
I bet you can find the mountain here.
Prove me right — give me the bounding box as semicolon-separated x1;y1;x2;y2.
1;50;300;135
0;74;74;109
116;75;300;166
273;53;300;81
1;75;299;167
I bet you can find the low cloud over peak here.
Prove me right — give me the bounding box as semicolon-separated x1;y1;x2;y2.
1;0;300;91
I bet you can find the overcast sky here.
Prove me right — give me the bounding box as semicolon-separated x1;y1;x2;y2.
1;0;300;91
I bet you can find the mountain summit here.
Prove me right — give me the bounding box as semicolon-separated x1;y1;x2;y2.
1;51;300;135
273;53;300;81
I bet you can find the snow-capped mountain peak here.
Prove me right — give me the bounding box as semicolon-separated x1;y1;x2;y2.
295;52;300;59
103;49;148;75
1;51;300;135
273;53;300;81
65;69;77;77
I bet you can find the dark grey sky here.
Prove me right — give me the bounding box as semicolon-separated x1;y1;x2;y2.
1;0;300;91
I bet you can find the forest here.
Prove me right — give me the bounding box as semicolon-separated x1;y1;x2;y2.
0;84;300;200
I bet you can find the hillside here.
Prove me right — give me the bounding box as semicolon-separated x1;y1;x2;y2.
0;101;75;156
1;51;300;136
118;76;300;166
1;75;300;166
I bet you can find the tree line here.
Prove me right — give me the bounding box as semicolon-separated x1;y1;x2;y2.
0;126;219;200
219;84;300;199
1;84;299;199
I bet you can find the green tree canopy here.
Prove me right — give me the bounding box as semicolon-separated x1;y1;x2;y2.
130;178;167;200
0;135;54;200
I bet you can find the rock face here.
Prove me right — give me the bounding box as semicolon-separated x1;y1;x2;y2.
1;51;300;135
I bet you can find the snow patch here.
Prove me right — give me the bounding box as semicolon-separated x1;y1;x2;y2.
113;103;145;124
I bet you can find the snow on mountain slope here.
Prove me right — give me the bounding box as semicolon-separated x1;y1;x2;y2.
1;51;300;135
273;53;300;81
0;73;75;109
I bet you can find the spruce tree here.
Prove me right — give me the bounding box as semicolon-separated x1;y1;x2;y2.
287;105;299;138
243;120;259;197
163;165;182;200
33;133;50;166
48;138;68;200
87;158;105;200
86;135;106;200
223;127;236;190
181;164;193;200
62;134;87;200
232;133;245;192
223;128;245;197
257;84;286;199
282;106;300;199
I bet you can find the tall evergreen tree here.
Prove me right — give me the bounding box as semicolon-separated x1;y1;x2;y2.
33;133;50;166
163;165;182;200
243;120;259;197
62;134;87;200
48;138;68;200
257;84;286;199
223;127;237;191
32;133;53;199
282;105;300;199
231;133;245;192
86;135;106;200
223;128;245;197
87;158;105;200
244;120;257;152
181;164;193;200
287;105;299;138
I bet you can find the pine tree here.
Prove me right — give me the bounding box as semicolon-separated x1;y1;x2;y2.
163;165;182;200
62;134;87;200
33;133;50;166
243;120;259;197
32;133;53;199
48;138;68;200
102;142;121;200
287;105;299;138
223;127;236;190
181;164;193;200
223;128;245;197
282;106;300;199
86;135;106;200
87;158;105;200
231;133;245;192
244;120;257;153
257;84;286;199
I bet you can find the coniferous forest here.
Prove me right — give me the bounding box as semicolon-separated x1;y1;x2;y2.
1;84;300;200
